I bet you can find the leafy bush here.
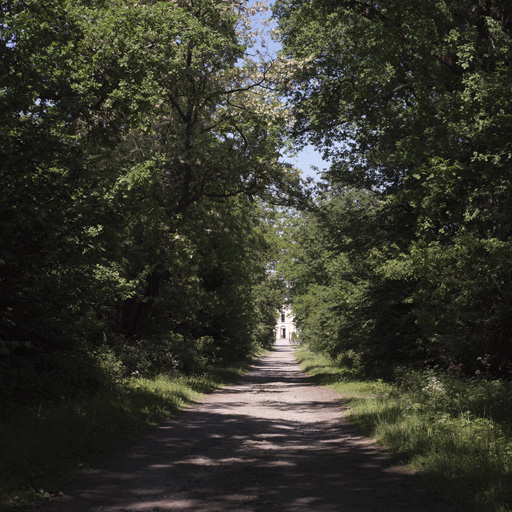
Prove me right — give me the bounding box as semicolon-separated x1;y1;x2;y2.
396;367;512;427
0;344;125;408
116;333;220;377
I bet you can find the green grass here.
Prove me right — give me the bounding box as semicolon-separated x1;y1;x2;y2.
295;344;512;512
0;355;260;512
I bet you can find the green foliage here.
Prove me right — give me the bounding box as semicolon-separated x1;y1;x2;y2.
279;188;422;377
0;344;124;408
1;0;297;409
408;237;512;375
280;184;512;377
275;0;512;378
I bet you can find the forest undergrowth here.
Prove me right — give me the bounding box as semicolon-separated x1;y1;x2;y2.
295;344;512;512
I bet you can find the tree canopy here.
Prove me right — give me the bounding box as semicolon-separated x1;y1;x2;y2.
274;0;512;378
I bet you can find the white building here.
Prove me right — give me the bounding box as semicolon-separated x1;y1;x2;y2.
275;304;297;343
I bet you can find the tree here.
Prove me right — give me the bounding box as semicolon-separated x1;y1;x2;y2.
278;187;421;377
0;0;302;401
275;0;512;376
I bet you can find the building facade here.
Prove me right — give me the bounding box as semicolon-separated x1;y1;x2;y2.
275;304;297;343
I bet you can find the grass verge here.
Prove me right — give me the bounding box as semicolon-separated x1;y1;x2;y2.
0;353;262;511
295;344;512;512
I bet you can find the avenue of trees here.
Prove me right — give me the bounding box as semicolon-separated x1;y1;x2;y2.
275;0;512;378
2;0;512;410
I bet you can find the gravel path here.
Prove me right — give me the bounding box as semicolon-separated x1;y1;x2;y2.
43;340;460;512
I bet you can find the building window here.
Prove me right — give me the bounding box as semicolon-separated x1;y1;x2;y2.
281;311;285;322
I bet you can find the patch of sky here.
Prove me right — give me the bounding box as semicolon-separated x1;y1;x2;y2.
282;144;328;181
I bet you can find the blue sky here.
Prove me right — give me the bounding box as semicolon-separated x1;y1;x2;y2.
281;145;329;181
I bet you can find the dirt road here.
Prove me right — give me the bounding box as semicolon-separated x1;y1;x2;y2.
43;340;460;512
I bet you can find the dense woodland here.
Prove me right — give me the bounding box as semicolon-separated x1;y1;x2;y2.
2;0;512;408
